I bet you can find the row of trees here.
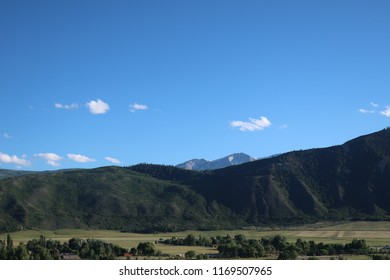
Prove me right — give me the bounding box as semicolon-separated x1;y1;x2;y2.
0;234;128;260
0;233;166;260
224;235;371;259
160;234;371;259
161;234;215;247
0;233;377;260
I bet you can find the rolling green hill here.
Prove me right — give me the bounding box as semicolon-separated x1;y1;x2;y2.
1;128;390;233
0;167;238;233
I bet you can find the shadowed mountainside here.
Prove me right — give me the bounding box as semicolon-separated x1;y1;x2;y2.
132;128;390;224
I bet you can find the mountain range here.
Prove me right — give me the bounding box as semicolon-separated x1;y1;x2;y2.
0;128;390;233
176;153;256;170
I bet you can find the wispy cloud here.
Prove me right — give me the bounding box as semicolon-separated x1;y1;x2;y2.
129;102;148;112
381;106;390;117
3;132;12;139
358;108;375;114
231;116;271;132
55;103;79;110
359;102;390;117
358;102;381;114
0;152;30;167
86;99;110;114
67;154;95;163
35;153;63;167
105;156;121;164
279;124;288;130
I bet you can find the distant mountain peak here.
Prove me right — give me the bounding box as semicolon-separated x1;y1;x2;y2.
176;153;256;170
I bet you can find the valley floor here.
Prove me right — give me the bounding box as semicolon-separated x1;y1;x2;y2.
1;221;390;259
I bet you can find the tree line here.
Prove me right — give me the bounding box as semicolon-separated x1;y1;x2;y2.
1;233;387;260
0;233;166;260
0;234;127;260
159;234;375;259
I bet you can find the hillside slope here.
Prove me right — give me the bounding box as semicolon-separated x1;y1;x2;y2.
133;128;390;224
0;167;238;233
189;128;390;223
0;169;37;179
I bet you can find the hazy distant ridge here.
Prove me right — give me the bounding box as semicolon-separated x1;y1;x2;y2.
176;153;256;170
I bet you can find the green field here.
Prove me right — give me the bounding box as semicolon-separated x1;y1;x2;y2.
1;221;390;256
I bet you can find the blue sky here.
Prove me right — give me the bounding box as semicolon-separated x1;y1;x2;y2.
1;0;389;170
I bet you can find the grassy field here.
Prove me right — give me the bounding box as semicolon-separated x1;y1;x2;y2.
1;221;390;256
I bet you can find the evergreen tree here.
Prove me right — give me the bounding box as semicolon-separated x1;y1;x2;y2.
6;234;13;248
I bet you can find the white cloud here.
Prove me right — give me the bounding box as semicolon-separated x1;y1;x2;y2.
105;156;121;164
0;152;30;166
370;102;379;107
67;154;95;163
35;153;63;167
129;102;148;112
231;116;271;132
380;106;390;117
55;103;78;110
3;133;11;139
86;99;110;114
358;109;375;114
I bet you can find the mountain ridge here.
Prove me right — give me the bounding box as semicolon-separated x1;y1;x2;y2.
1;127;390;232
132;128;390;224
